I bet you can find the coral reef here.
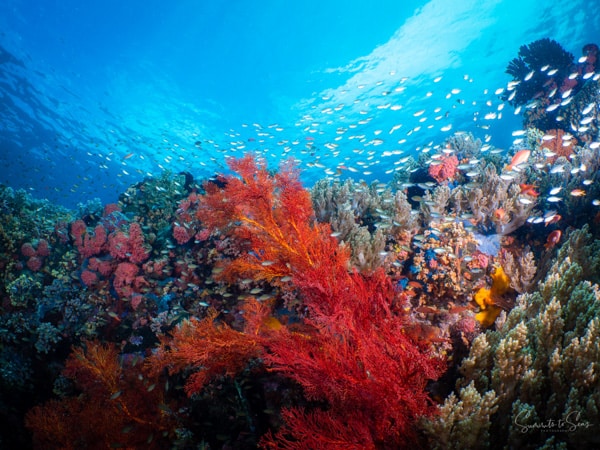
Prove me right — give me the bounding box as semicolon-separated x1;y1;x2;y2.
25;341;178;449
423;225;600;449
311;178;417;271
453;163;536;236
153;155;444;448
504;38;600;136
1;35;599;447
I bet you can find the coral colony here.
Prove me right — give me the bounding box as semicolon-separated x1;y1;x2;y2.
1;38;600;449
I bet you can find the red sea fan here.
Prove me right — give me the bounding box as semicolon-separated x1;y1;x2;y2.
152;154;444;448
198;154;348;287
263;269;443;448
261;407;376;450
148;299;271;396
25;341;175;450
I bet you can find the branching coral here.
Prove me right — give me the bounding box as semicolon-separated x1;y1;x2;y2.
420;381;498;450
498;247;536;294
444;132;483;160
311;178;417;272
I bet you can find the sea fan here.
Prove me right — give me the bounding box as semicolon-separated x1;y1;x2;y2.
518;38;573;72
504;38;574;107
149;155;444;448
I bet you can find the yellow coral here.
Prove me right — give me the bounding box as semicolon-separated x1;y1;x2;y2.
474;266;511;327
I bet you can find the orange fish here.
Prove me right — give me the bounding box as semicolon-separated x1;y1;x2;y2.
519;183;539;197
407;280;423;289
494;208;507;221
415;305;439;314
449;304;471;314
506;149;531;171
262;316;283;331
570;189;586;197
545;214;561;226
545;230;562;249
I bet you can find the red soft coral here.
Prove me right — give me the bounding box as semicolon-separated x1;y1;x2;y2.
263;269;442;448
148;299;270;396
109;223;149;263
428;154;459;183
80;224;108;258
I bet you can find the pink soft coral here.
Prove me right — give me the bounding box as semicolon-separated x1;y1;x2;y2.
429;154;459;183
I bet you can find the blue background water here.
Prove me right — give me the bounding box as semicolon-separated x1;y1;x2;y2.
1;0;598;208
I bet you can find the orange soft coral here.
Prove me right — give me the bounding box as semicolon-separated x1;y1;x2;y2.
474;265;512;327
147;299;272;396
198;154;347;287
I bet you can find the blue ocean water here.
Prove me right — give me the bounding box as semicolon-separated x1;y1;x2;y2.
2;0;598;207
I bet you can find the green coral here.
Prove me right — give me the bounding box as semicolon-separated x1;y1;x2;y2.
118;171;194;234
420;381;498;450
423;225;600;449
7;274;42;308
